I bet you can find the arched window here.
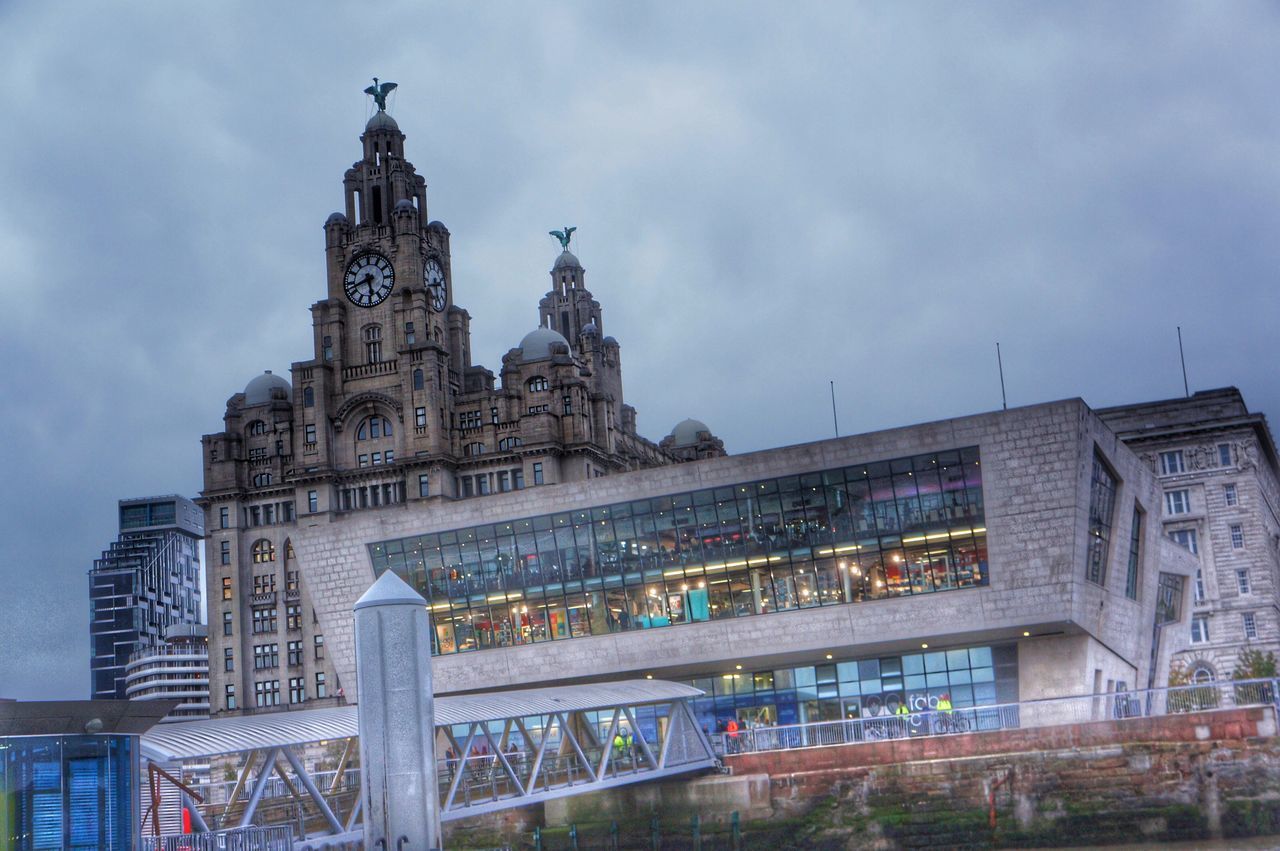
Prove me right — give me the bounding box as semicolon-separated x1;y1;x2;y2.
247;420;267;435
527;376;549;393
252;539;276;563
364;325;383;363
464;442;486;457
1192;665;1215;683
356;416;394;441
498;436;523;451
413;369;424;391
253;472;273;487
303;387;314;408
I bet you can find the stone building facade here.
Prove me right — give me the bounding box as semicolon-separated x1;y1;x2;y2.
199;102;722;715
1098;388;1280;681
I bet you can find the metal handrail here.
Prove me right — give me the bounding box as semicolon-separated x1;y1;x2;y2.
719;678;1278;756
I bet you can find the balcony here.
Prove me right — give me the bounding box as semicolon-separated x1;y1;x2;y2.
285;588;301;602
251;591;278;606
342;359;399;381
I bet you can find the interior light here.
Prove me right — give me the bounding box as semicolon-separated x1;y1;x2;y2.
1022;631;1031;637
825;653;833;660
735;664;743;670
921;643;929;649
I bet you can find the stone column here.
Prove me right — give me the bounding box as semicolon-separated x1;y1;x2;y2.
354;570;442;849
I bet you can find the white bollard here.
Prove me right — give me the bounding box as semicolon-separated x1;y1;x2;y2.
354;570;443;850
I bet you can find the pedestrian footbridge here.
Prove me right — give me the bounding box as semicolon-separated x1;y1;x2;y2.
140;680;716;845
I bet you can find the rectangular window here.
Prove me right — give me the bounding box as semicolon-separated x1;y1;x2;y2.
405;322;415;345
222;577;233;600
1224;483;1238;506
533;462;544;486
1244;612;1258;640
286;570;298;592
223;611;234;636
1124;505;1143;600
219;506;229;529
314;634;325;660
1230;523;1244;549
252;606;277;634
461;477;473;498
1219;443;1233;467
316;672;327;699
477;475;490;496
359;454;369;468
255;680;281;707
289;677;306;703
253;643;279;670
1086;454;1117;585
225;684;236;710
372;451;382;465
308;490;318;513
1191;614;1209;644
1155;573;1183;624
1164;490;1190;515
491;407;499;425
305;424;316;444
1237;569;1251;595
1169;528;1199;554
322;335;333;361
252;574;276;595
220;540;231;565
416;407;427;427
1194;567;1206;602
418;474;430;498
1159;450;1185;476
286;604;302;631
288;640;303;666
513;468;524;489
498;471;509;492
563;395;572;415
224;648;234;672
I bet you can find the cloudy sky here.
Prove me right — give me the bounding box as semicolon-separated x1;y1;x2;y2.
0;2;1276;699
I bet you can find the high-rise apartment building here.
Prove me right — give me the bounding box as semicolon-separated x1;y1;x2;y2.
123;624;210;721
1099;389;1280;681
89;496;204;700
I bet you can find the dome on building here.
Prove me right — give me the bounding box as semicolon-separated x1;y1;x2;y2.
244;371;291;406
668;418;711;447
553;249;582;270
602;336;619;347
519;327;572;362
427;220;450;233
393;198;415;213
581;320;599;336
365;110;400;133
325;211;349;226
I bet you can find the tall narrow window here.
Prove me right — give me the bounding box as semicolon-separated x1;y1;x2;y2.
413;369;424;390
1086;454;1117;585
219;506;229;529
322;336;333;361
1164;490;1190;515
316;672;327;698
1191;614;1209;644
1236;569;1251;594
223;611;234;636
308;490;318;513
1218;443;1233;467
533;462;544;485
415;407;426;428
222;577;233;601
364;325;383;363
1244;612;1258;640
405;322;416;345
1224;483;1238;506
220;540;231;565
1124;505;1143;600
1194;568;1206;602
1230;524;1244;549
224;648;234;672
418;474;430;498
303;386;314;408
225;684;237;710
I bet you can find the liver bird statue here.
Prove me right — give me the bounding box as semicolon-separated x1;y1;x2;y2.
364;77;398;111
549;226;577;250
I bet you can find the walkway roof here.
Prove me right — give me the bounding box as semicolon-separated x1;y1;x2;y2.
141;679;702;762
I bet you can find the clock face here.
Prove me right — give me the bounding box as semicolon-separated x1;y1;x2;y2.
424;258;447;312
344;252;394;307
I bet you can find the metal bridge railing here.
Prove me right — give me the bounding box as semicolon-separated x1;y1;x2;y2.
718;678;1278;756
142;825;294;851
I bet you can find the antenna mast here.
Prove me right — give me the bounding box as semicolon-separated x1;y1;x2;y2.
996;343;1008;411
1177;326;1189;397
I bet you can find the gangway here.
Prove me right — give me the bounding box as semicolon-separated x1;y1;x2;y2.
140;679;715;844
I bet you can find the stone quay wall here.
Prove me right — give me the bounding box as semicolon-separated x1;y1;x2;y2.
447;706;1280;849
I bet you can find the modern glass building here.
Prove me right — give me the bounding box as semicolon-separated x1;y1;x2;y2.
371;447;986;655
89;495;205;700
0;701;169;851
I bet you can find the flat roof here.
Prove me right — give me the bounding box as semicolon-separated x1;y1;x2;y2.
141;679;702;762
0;700;177;737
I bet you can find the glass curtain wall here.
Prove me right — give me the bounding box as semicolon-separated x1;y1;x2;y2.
0;735;137;851
371;447;986;656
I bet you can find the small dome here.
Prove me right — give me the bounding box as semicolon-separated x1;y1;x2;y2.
669;418;711;447
519;327;572;362
427;220;450;233
553;249;582;270
244;370;291;406
325;211;349;226
365;110;400;133
602;336;619;347
581;321;599;336
393;199;415;213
